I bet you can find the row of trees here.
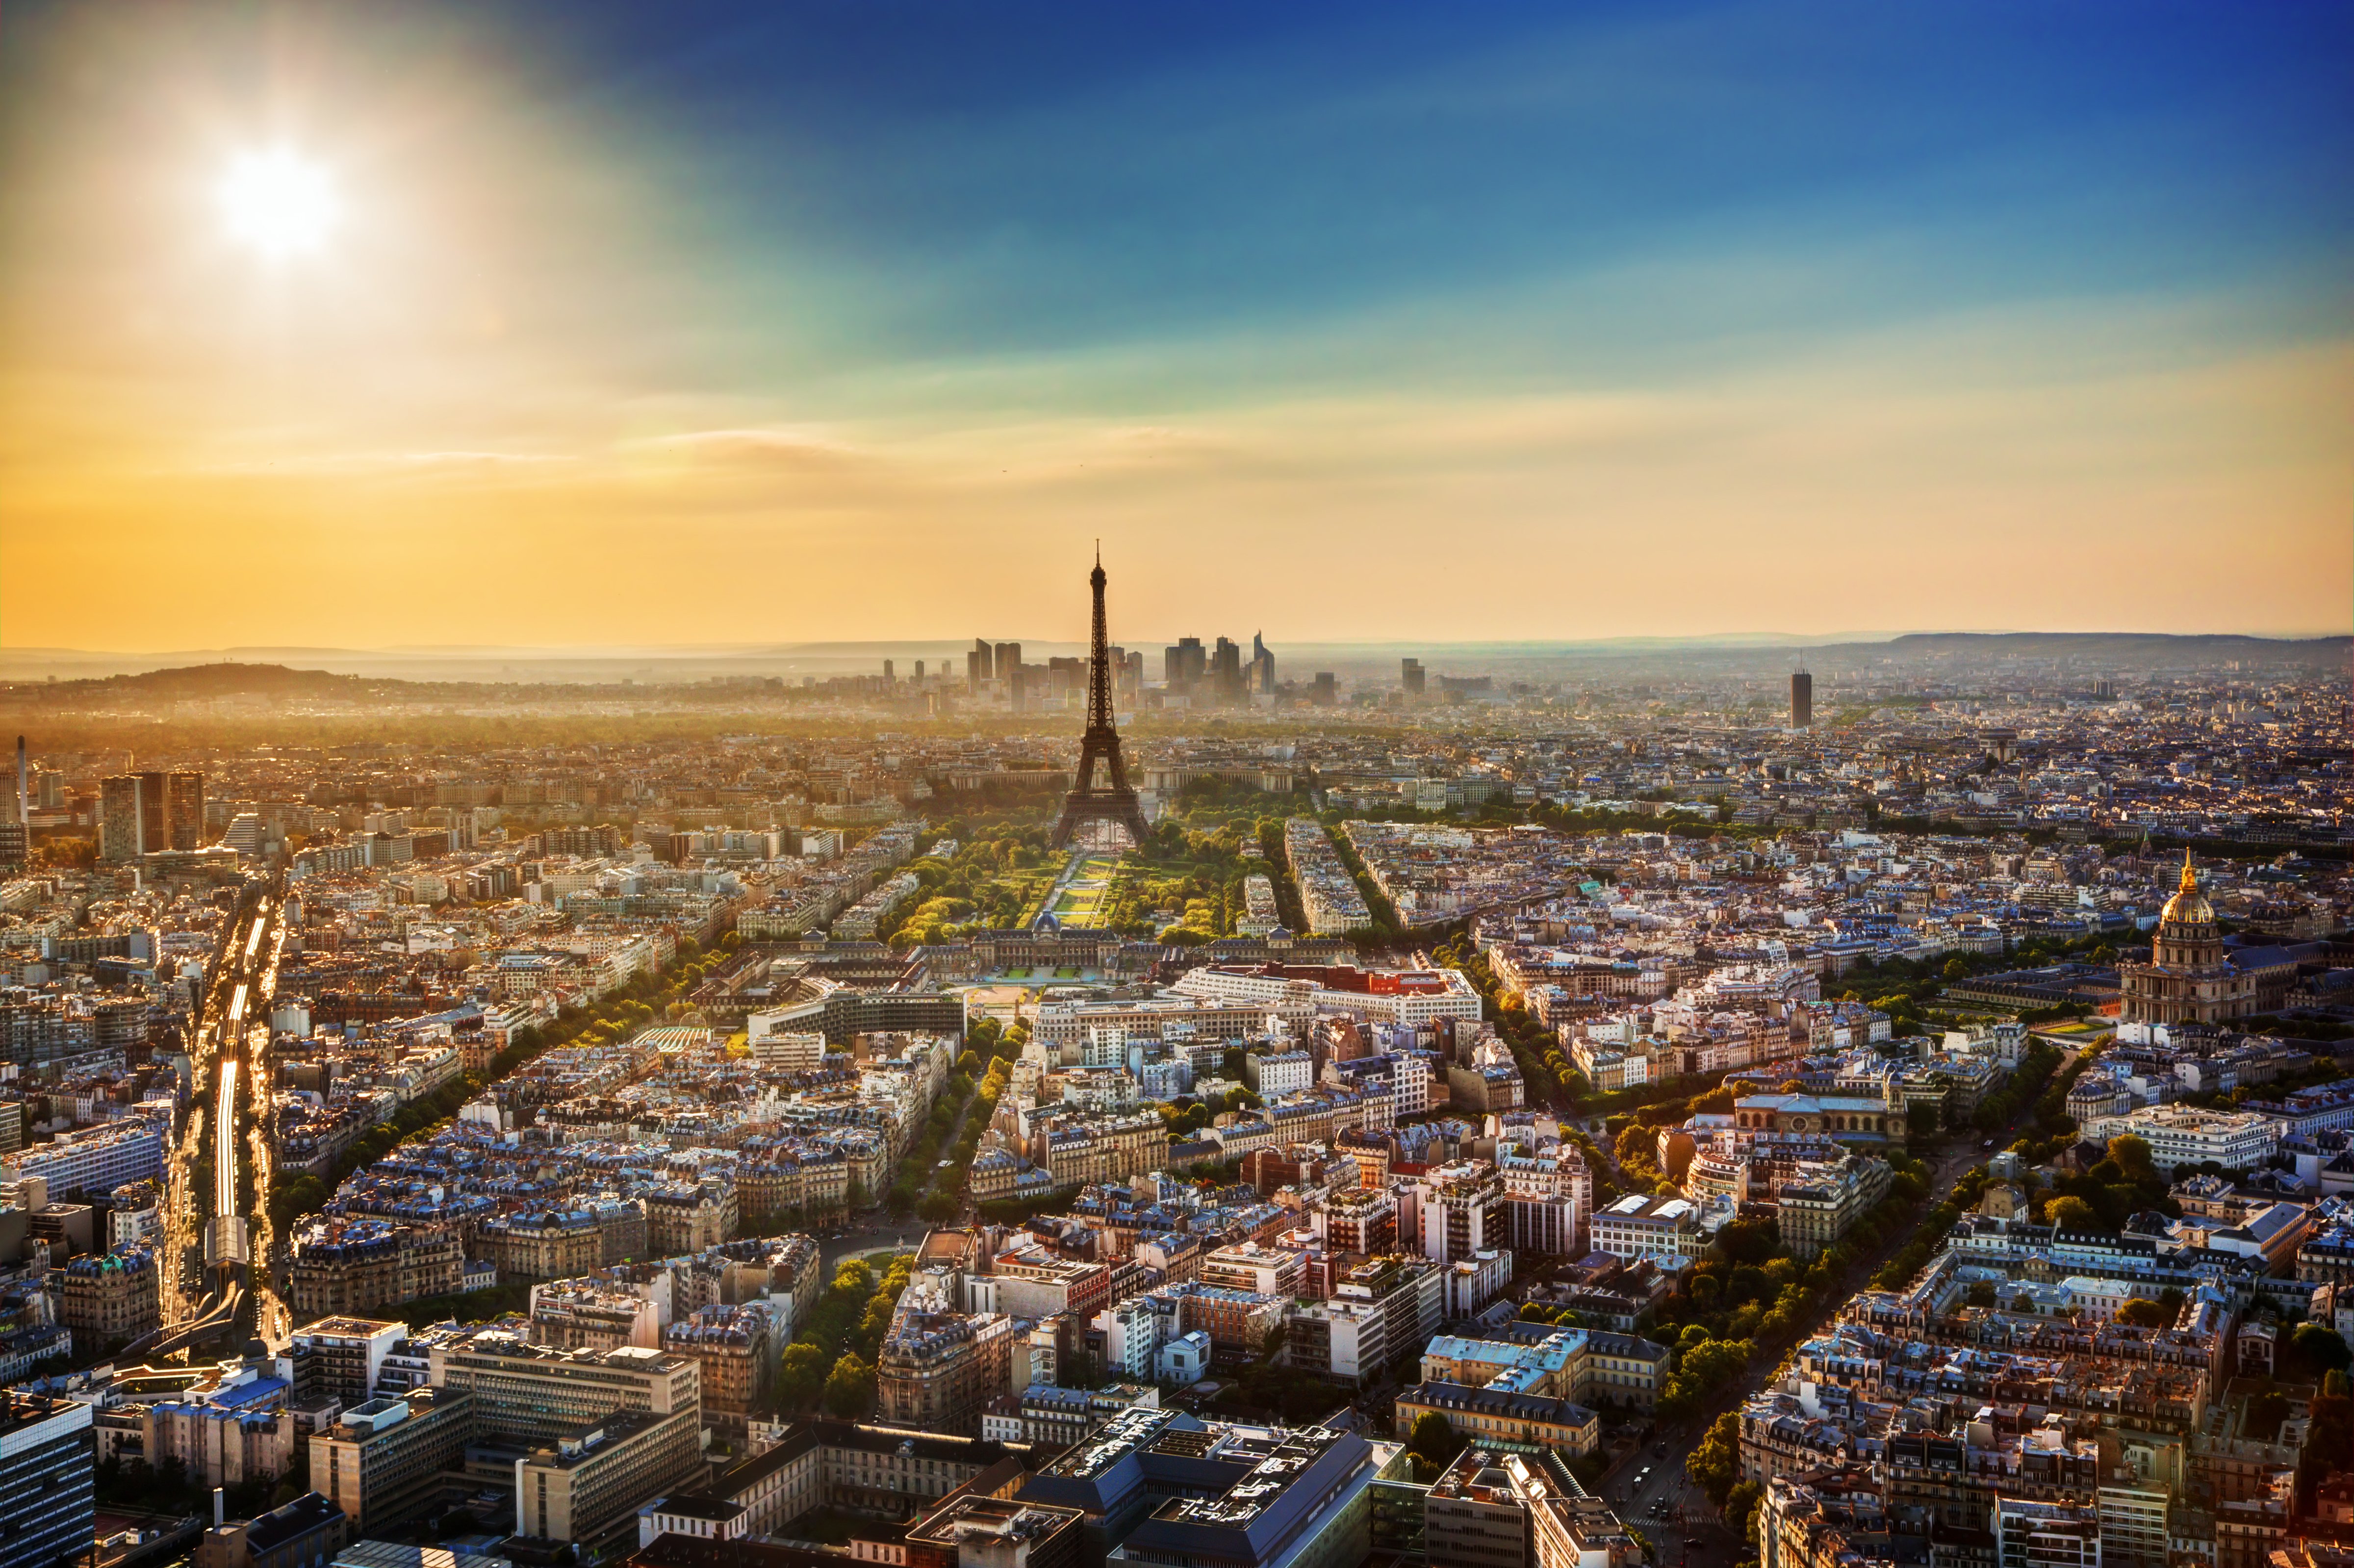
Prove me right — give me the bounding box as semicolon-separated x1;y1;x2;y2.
775;1252;915;1420
1687;1413;1763;1542
1428;935;1570;1109
1104;814;1272;943
1966;1039;2066;1134
1650;1169;1936;1414
886;1018;1023;1220
1868;1163;1995;1290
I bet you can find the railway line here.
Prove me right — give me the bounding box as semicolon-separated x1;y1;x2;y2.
130;877;286;1360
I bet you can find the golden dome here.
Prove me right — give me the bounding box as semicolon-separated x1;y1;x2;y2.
2161;850;2213;926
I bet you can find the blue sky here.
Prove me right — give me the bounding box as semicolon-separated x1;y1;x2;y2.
2;0;2348;646
538;2;2352;358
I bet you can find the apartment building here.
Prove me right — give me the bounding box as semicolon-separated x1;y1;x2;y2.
1590;1195;1705;1262
530;1275;668;1352
427;1332;700;1446
516;1407;704;1548
665;1304;775;1437
643;1180;738;1257
1393;1381;1600;1457
2080;1104;2279;1173
1774;1155;1893;1260
288;1219;464;1316
55;1243;161;1345
1417;1163;1509;1266
475;1204;647;1283
309;1387;475;1535
1312;1186;1399;1255
1199;1243;1306;1299
1994;1498;2101;1568
1282;1254;1445;1385
0;1116;166;1196
288;1317;408;1410
876;1288;1017;1437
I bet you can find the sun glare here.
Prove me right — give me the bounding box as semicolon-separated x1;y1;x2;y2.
218;149;339;259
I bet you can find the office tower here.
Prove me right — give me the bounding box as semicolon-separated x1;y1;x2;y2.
100;774;145;861
138;772;169;852
995;643;1024;711
1051;548;1150;848
1401;659;1426;696
102;771;205;860
1165;637;1205;692
914;659;924;681
1211;638;1243;704
969;638;994;692
166;771;204;849
310;1388;473;1537
1249;632;1275;694
883;659;895;683
0;1393;95;1568
426;1331;700;1446
1312;672;1337;706
1791;670;1813;728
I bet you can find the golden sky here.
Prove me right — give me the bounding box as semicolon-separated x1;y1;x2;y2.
3;3;2349;651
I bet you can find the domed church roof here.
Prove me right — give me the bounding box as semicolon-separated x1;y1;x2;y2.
2161;849;2214;926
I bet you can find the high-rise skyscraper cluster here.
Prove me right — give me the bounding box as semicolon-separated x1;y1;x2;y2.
968;637;1142;712
99;770;205;861
1161;631;1275;706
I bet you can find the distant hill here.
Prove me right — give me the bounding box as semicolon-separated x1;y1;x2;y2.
18;662;414;699
1839;632;2348;666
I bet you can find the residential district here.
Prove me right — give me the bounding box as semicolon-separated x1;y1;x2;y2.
0;624;2347;1568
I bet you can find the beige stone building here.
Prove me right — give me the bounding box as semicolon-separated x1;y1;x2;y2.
287;1220;463;1316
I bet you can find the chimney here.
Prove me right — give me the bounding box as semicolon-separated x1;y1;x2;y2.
213;1488;225;1529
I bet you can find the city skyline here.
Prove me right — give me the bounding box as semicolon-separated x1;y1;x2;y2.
3;2;2350;648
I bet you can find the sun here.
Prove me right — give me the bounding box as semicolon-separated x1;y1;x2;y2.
218;149;339;260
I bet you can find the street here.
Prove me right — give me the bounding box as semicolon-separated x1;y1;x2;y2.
1604;1441;1733;1568
819;1219;919;1271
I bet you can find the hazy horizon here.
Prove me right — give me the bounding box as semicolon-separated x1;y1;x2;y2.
5;625;2346;694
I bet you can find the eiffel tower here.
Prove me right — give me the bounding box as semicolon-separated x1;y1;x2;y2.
1052;547;1151;849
